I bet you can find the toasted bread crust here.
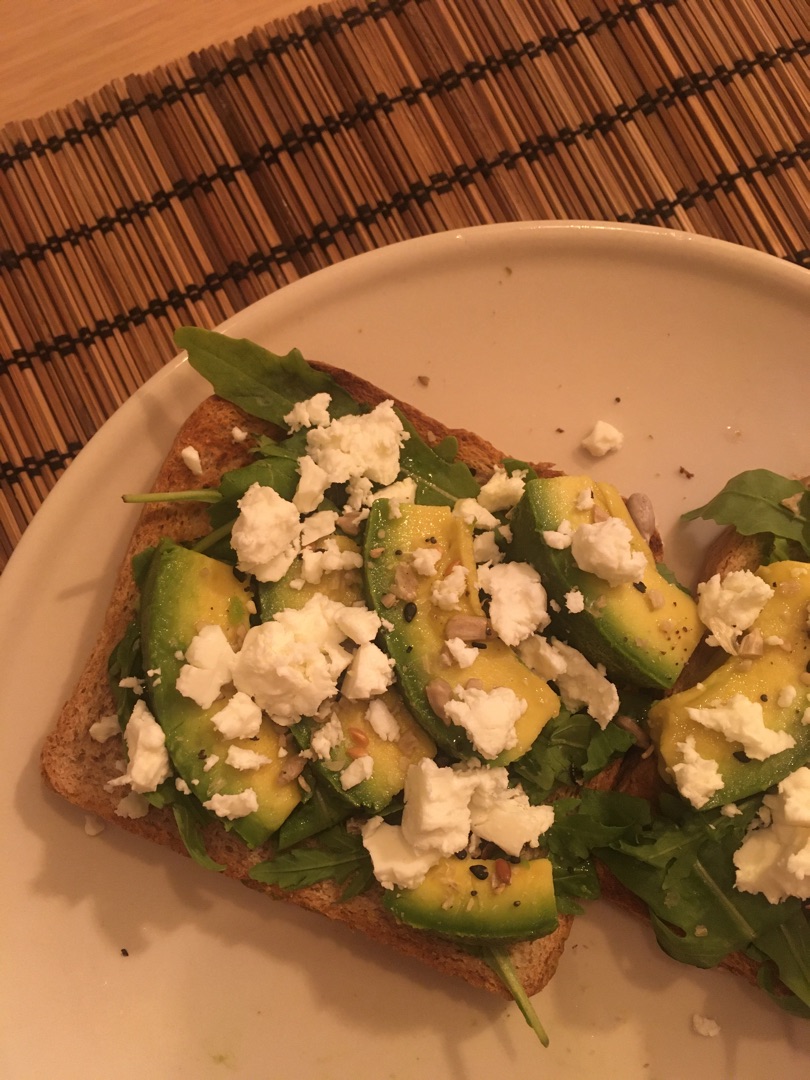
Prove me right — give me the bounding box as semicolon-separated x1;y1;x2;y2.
41;365;567;999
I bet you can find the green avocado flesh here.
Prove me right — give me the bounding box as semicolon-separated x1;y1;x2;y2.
140;540;301;846
385;856;557;940
258;538;436;812
510;475;702;689
649;560;810;808
363;502;560;764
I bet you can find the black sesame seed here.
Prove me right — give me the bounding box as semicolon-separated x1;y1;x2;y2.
470;889;478;897
733;750;751;763
454;850;468;860
405;644;413;653
394;549;402;556
120;948;129;957
633;581;647;593
760;694;768;702
403;602;417;623
469;864;489;881
471;641;487;649
513;900;521;907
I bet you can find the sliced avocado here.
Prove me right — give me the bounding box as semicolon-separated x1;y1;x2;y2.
510;475;702;689
364;502;560;764
649;561;810;808
258;537;436;811
141;540;300;847
292;690;435;813
385;856;557;940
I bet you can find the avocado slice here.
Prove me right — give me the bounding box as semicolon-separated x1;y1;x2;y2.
141;540;301;847
364;501;560;764
510;475;702;689
648;560;810;808
258;536;436;812
385;856;557;940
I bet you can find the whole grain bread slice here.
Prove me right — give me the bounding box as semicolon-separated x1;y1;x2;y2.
41;362;570;1000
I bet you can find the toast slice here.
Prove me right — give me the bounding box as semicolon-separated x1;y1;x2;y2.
41;363;572;999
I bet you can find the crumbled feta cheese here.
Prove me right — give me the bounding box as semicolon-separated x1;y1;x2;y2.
477;466;527;512
692;1014;721;1038
211;691;263;739
332;604;381;645
300;509;338;547
231;483;302;581
301;538;364;584
176;624;237;710
548;639;618;728
118;676;144;696
225;745;273;770
84;814;105;836
203;754;219;773
565;588;585;613
518;634;568;681
340;754;374;790
365;698;401;741
115;792;150;819
345;475;373;511
575;486;594;511
581;420;624;457
570;517;646;586
107;700;171;794
231;425;249;443
469;768;554;856
89;714;121;743
232;593;354;723
777;684;797;708
411;546;442;576
341;642;395;700
543;518;573;550
720;803;742;817
431;564;469;610
293;455;331;514
444;636;478;669
686;694;795;760
401;759;479;855
305;399;408;488
477;561;549;646
672;736;724;809
310;714;343;760
203;789;259;819
443;684;527;759
733;767;810;902
371;477;417;515
175;777;191;795
181;445;203;475
283;392;332;432
472;530;503;565
697;571;774;654
360;816;443;890
452;498;499;530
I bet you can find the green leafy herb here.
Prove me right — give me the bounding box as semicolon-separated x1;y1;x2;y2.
249;825;373;899
682;469;809;555
276;786;352;851
107;618;143;728
397;411;480;506
479;945;549;1046
174;327;359;426
501;457;540;482
748;908;810;1015
172;796;226;872
209;457;301;527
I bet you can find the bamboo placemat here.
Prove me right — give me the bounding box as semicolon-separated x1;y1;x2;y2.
1;0;808;571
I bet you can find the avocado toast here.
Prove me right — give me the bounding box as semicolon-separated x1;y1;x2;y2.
41;330;810;1036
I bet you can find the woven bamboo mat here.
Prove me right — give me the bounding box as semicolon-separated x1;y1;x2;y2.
1;0;808;571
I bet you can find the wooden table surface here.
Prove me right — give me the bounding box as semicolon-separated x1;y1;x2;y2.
1;0;308;125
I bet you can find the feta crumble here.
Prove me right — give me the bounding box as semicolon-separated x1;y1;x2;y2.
176;624;238;710
692;1014;721;1038
671;736;724;809
542;518;573;550
231;483;302;582
581;420;624;457
107;700;171;794
366;698;401;741
340;754;374;790
477;466;527;512
452;498;499;530
431;564;469;611
570;516;646;586
444;636;478;669
733;767;810;903
686;694;795;760
211;691;263;740
696;570;774;654
181;445;203;475
477;561;549;647
203;789;260;820
225;745;273;770
89;714;121;743
283;392;332;432
547;639;618;728
443;684;527;759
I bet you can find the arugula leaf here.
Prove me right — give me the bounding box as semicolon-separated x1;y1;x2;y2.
208;457;301;527
172;796;226;872
107;618;143;729
501;457;540;482
479;945;549;1046
175;327;359;426
276;786;352;851
748;908;810;1015
682;469;809;555
397;411;480;505
249;825;373;899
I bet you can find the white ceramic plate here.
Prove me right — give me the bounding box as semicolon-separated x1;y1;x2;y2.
1;222;808;1079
